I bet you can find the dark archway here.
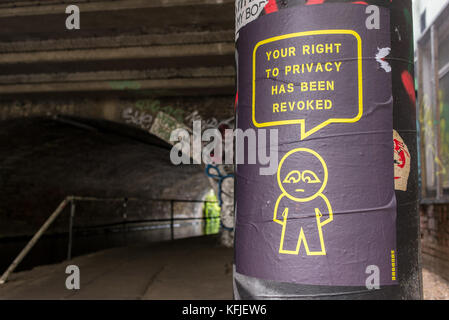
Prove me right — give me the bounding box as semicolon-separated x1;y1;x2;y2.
0;116;212;272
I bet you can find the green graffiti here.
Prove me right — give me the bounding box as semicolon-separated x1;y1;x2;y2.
109;81;141;90
150;112;183;142
420;93;448;185
203;191;221;235
439;90;449;187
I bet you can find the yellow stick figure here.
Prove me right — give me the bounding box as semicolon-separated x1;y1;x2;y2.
273;148;333;256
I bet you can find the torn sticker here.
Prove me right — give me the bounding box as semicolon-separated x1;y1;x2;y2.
394;130;411;191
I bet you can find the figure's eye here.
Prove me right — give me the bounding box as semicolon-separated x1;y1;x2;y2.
283;171;301;184
302;170;321;184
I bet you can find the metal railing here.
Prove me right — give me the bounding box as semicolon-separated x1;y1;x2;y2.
0;196;218;284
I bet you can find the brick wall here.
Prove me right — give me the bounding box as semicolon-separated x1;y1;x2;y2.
420;203;449;282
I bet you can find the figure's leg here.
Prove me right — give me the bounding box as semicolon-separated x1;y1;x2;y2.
279;214;304;255
301;212;326;256
279;214;306;255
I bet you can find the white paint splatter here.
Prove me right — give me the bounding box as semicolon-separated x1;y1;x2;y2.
376;47;392;73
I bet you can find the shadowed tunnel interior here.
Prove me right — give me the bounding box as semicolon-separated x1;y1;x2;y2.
0;116;212;272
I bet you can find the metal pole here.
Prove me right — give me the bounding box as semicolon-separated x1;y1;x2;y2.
234;0;420;300
67;199;75;261
0;197;70;284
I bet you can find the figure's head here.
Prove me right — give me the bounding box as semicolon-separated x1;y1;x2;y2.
277;148;328;202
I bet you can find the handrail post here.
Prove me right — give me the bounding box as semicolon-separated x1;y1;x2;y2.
170;200;174;241
0;197;70;284
123;198;128;245
67;199;75;261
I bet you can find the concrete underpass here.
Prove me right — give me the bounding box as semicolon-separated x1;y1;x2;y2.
0;0;236;299
0;116;231;299
2;0;449;304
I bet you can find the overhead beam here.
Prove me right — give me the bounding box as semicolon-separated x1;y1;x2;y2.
0;42;234;65
0;66;235;84
0;30;234;53
0;0;234;17
0;77;235;96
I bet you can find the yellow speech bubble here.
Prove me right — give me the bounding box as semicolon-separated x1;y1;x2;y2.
252;30;363;140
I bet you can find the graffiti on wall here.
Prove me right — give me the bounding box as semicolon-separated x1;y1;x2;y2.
420;94;447;190
122;107;153;130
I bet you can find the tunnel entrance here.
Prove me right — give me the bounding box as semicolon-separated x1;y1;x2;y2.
0;116;216;273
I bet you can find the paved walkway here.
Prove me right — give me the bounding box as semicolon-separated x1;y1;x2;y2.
423;268;449;300
0;236;233;300
2;236;448;300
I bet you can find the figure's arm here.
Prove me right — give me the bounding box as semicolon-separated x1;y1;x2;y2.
318;195;333;227
273;195;286;225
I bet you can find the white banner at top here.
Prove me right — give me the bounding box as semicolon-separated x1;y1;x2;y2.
235;0;268;40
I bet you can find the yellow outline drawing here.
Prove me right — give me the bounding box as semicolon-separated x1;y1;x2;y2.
273;148;333;256
252;30;363;140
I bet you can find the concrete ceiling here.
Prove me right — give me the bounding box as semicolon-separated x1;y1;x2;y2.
0;0;235;98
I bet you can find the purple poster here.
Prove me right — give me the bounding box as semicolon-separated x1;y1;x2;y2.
235;4;398;287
